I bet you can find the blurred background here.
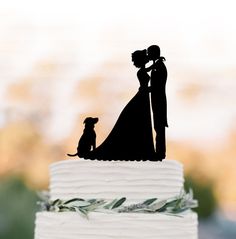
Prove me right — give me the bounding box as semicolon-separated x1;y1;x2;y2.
0;0;236;238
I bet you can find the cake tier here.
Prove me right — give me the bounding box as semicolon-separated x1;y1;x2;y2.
35;211;198;239
50;159;184;201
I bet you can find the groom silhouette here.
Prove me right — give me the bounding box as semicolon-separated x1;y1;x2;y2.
147;45;168;161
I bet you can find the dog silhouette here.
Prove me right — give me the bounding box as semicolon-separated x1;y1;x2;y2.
67;117;98;158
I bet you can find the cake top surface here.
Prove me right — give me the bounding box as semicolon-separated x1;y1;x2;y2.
50;159;183;169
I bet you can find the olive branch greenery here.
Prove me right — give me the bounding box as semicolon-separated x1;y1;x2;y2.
37;189;198;219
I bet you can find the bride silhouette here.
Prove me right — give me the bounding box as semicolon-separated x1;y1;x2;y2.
85;49;155;161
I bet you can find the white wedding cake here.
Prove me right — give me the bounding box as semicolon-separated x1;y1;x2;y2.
34;159;198;239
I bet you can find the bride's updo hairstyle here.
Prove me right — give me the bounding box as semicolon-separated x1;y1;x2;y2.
132;49;149;68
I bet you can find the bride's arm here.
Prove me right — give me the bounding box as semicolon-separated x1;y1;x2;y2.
145;60;160;71
145;58;165;72
145;63;155;72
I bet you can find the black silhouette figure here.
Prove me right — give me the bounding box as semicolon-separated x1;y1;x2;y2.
67;117;98;158
85;49;155;161
147;45;168;161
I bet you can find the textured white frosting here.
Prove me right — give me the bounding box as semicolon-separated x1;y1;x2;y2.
35;211;198;239
49;159;184;202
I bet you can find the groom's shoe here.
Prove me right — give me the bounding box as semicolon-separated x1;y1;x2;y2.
153;153;165;162
156;157;164;162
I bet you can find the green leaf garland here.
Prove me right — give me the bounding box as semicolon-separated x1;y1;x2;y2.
37;188;198;219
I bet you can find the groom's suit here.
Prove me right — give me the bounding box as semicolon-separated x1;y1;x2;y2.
150;58;168;159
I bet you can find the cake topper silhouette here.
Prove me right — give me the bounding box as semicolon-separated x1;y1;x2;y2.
67;117;98;158
68;45;168;161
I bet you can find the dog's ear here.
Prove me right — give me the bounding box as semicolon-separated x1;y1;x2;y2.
83;117;89;124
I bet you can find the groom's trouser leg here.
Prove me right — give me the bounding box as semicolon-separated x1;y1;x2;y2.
155;125;166;159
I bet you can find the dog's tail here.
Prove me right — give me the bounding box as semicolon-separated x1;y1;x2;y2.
67;153;78;157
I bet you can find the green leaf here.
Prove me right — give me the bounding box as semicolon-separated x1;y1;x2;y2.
87;199;97;204
59;207;71;212
160;199;179;211
104;199;119;209
64;198;85;204
83;200;106;212
149;200;167;211
58;205;70;211
65;199;91;207
73;206;84;214
143;198;157;205
52;199;61;206
78;208;89;219
171;207;188;213
111;197;126;209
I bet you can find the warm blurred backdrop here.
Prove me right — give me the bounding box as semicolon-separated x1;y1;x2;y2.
0;1;236;238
